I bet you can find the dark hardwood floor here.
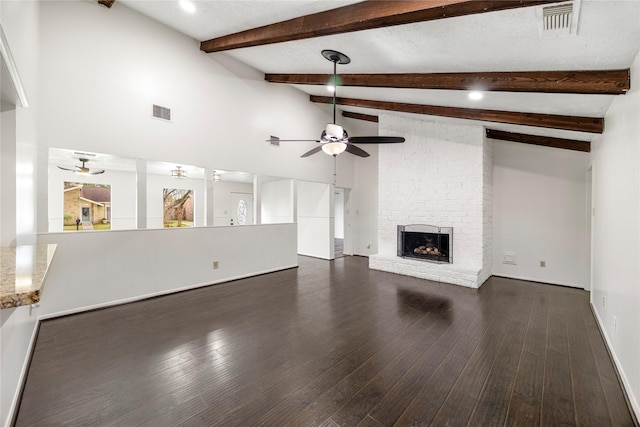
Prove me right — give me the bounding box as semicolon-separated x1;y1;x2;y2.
15;256;635;426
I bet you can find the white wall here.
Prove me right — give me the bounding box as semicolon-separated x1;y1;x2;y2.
32;1;342;191
353;145;379;256
335;116;379;256
48;165;137;231
0;1;41;424
0;2;351;425
261;179;294;224
3;0;40;247
297;180;332;259
334;188;345;239
0;224;297;427
492;140;590;288
590;50;640;418
212;181;253;226
36;225;297;316
0;304;37;427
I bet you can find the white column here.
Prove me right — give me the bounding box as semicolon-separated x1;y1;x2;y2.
1;109;17;246
291;179;297;224
136;158;147;229
36;146;49;234
253;175;261;225
205;168;214;226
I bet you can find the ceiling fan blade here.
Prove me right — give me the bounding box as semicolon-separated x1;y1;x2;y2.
301;146;324;158
266;139;321;142
345;144;370;158
349;136;405;144
57;166;75;171
90;170;106;175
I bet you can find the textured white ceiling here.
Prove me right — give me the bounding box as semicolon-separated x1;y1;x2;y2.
118;0;640;142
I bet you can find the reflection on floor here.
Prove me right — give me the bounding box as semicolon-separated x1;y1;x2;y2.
15;256;635;426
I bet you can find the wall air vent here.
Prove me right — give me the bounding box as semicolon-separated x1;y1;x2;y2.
538;1;580;38
269;136;280;147
152;104;171;121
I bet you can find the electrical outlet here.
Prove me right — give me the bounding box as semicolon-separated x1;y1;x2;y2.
540;260;546;267
613;315;617;332
213;261;219;269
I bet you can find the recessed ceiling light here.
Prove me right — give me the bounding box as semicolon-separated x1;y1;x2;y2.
179;0;196;13
468;91;483;101
327;85;335;93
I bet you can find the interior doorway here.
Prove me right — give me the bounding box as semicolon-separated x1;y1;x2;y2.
334;188;351;258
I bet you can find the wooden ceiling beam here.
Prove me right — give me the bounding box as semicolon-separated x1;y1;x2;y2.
342;111;379;123
311;95;604;133
98;0;116;8
266;69;630;95
201;0;555;53
486;129;590;152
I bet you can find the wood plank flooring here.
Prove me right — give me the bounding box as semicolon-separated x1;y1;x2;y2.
15;256;635;426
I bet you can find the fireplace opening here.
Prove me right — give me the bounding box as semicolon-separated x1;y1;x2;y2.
397;225;453;264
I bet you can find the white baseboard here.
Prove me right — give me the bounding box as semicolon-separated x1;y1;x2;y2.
4;316;40;427
38;264;298;320
492;273;584;289
4;263;298;427
591;303;639;422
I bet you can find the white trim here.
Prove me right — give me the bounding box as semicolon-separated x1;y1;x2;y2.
4;315;40;427
38;264;297;320
0;22;29;108
3;263;298;427
492;273;583;289
79;196;104;207
591;303;640;421
296;252;332;261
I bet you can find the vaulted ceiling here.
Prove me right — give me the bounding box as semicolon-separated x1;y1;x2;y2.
111;0;640;152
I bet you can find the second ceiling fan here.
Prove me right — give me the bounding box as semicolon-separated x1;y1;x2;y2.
271;50;405;158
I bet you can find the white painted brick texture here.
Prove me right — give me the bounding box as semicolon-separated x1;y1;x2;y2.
370;115;492;288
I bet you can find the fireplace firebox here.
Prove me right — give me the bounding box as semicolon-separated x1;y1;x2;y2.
397;225;453;264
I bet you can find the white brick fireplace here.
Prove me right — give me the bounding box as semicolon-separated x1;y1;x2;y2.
369;115;492;288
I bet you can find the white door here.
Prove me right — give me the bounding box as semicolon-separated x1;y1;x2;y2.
230;192;253;225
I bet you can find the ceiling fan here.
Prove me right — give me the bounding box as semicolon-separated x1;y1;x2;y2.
57;158;105;175
269;49;405;158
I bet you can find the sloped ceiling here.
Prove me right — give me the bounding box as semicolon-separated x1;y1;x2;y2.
116;0;640;151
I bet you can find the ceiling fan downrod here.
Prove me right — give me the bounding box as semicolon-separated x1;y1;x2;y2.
321;49;350;126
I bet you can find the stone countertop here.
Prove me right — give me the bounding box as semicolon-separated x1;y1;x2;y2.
0;244;57;309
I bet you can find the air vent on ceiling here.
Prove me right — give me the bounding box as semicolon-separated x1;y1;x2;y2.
269;136;280;147
538;1;580;38
152;104;171;121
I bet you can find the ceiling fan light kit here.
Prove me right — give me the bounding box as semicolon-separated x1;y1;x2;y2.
271;49;405;159
322;142;347;157
171;165;186;179
57;158;105;175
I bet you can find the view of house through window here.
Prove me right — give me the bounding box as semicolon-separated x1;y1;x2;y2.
63;182;111;231
163;188;194;227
